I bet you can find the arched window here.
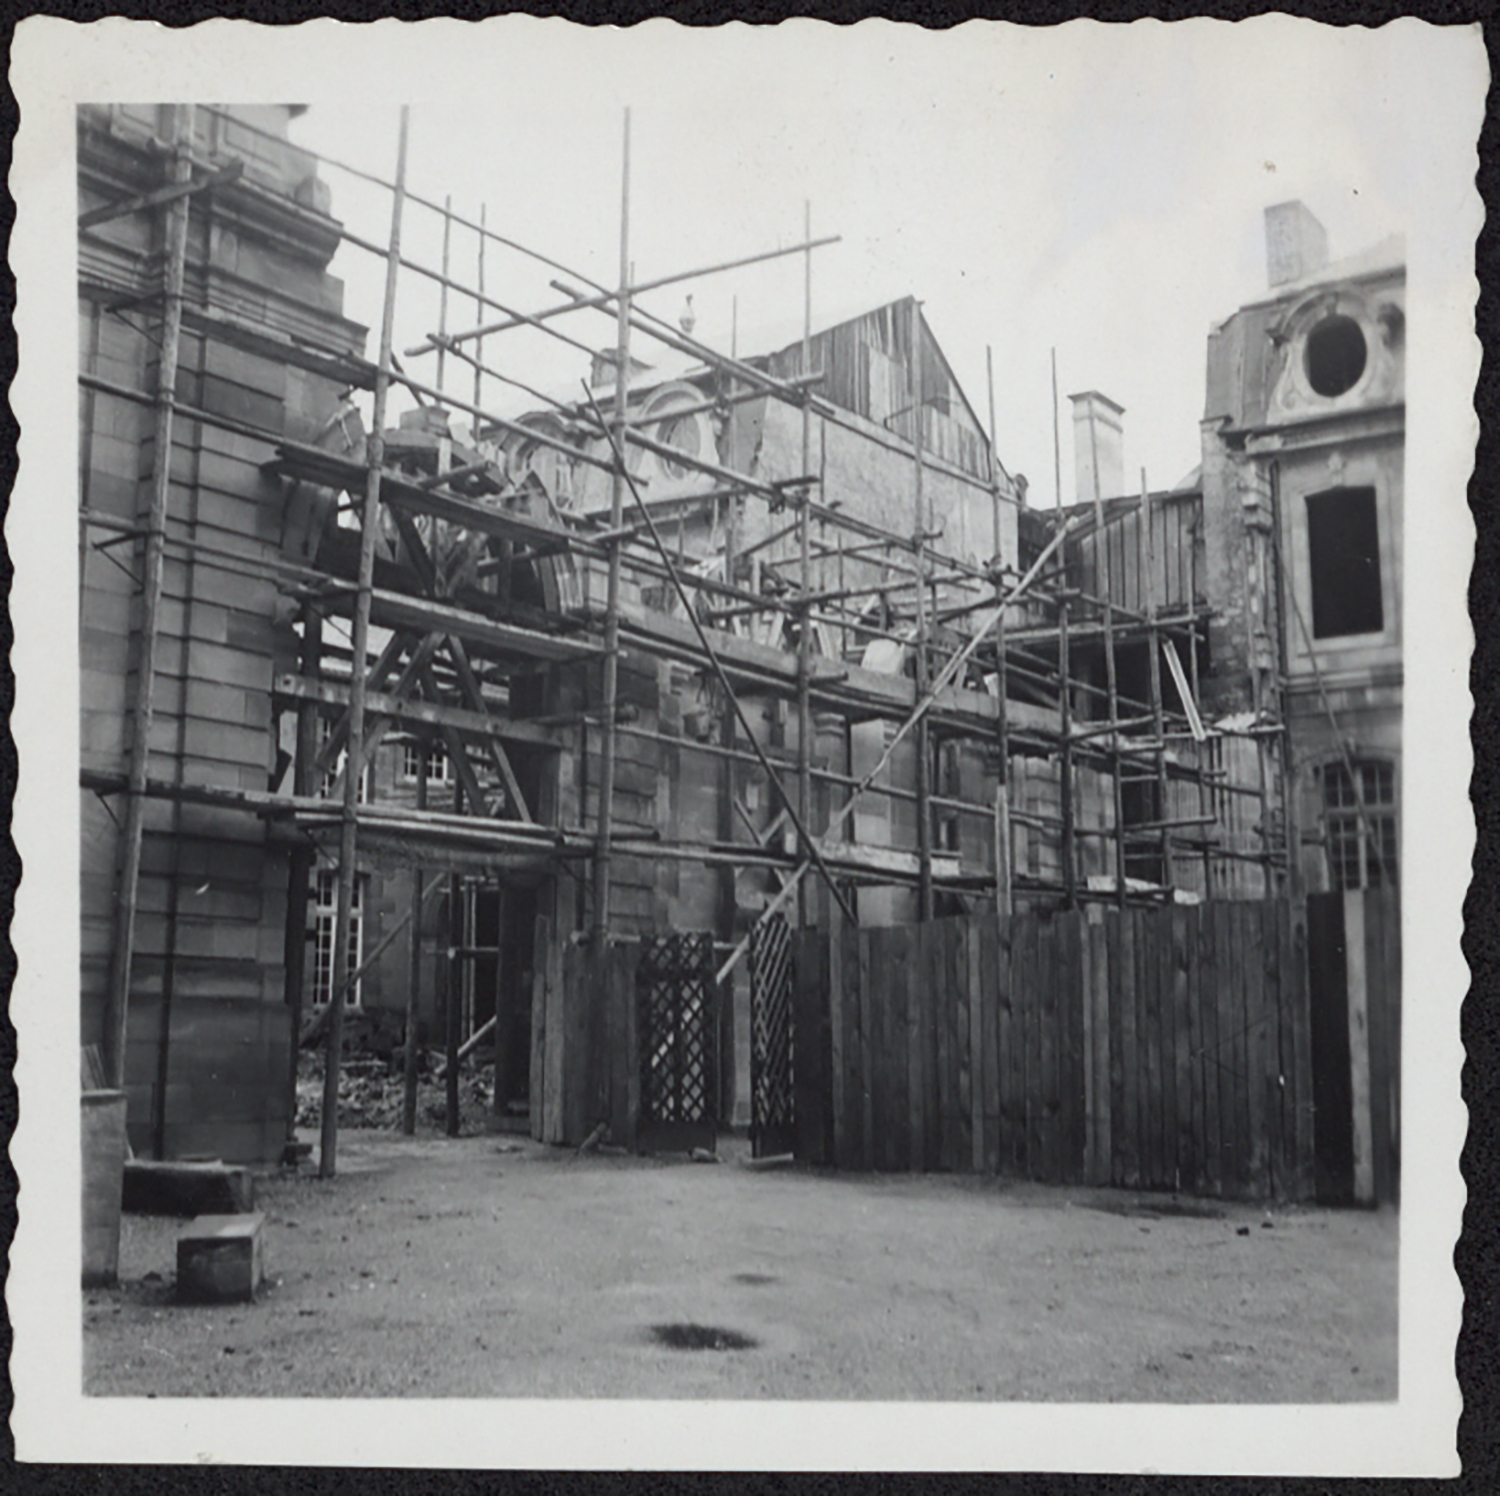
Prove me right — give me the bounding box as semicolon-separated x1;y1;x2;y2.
1321;759;1398;890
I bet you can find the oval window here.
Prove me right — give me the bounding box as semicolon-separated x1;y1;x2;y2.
1305;314;1367;398
656;410;702;479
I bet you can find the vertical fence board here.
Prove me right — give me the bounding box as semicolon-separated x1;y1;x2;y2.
1081;914;1100;1183
1139;905;1161;1187
1344;891;1374;1204
560;943;587;1145
964;919;982;1172
1159;902;1179;1190
1062;911;1086;1183
1172;906;1195;1193
857;924;875;1172
530;913;550;1143
793;926;828;1165
980;914;1001;1173
875;925;897;1171
1282;899;1308;1198
897;923;916;1172
1105;910;1125;1188
1079;911;1097;1184
1264;900;1286;1198
829;904;846;1167
1000;911;1023;1174
1119;908;1139;1187
868;925;889;1171
1199;903;1222;1196
1044;912;1068;1176
542;925;565;1145
934;922;955;1172
1243;903;1270;1198
1379;886;1401;1203
1021;911;1042;1177
606;942;632;1148
925;924;944;1173
1224;902;1245;1196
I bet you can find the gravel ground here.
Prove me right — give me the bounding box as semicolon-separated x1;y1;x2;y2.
84;1129;1398;1401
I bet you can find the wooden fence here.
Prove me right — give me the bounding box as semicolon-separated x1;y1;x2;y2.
528;892;1400;1206
794;900;1318;1201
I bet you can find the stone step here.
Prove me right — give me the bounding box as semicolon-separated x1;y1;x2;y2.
123;1159;254;1217
176;1212;265;1304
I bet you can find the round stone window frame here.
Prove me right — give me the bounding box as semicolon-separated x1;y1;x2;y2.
1277;289;1383;411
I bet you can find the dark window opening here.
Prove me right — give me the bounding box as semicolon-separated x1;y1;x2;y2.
1322;760;1397;890
1305;314;1367;397
1306;487;1383;638
1121;775;1164;886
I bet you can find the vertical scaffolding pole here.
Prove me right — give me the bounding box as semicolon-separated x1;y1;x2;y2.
436;194;452;396
319;106;409;1179
446;868;461;1136
474;204;487;415
284;608;322;1147
592;109;631;944
1051;347;1062;516
1059;589;1076;909
911;298;933;921
797;200;814;926
1091;434;1127;908
986;346;1012;919
1140;468;1174;895
104;103;191;1089
402;744;427;1136
1189;619;1214;898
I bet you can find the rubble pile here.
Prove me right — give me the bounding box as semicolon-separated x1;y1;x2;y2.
295;1051;501;1133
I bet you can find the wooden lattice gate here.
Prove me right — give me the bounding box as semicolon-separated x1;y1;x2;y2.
750;914;796;1157
636;933;717;1154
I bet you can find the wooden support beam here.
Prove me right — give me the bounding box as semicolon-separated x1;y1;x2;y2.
274;672;559;750
79;158;244;231
444;636;535;821
313;585;601;665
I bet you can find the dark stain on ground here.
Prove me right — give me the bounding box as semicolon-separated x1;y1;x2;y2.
732;1273;779;1286
651;1322;759;1351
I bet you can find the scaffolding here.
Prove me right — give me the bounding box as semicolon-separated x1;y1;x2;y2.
81;104;1286;1176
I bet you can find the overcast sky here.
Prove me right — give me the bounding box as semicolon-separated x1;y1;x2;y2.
277;19;1455;510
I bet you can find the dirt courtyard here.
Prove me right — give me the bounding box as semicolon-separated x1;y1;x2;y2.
85;1129;1398;1402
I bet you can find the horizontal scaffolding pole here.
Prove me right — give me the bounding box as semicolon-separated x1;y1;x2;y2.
407;235;840;358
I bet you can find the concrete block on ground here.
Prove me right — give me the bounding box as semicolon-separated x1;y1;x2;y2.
176;1213;265;1304
123;1159;255;1216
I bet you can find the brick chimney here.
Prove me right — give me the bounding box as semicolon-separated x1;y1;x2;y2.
1069;391;1125;504
1264;201;1329;287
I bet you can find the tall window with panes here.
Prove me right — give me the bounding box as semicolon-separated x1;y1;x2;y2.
402;739;450;784
311;866;365;1007
1322;760;1398;890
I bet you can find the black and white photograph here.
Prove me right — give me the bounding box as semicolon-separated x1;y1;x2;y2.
8;13;1481;1473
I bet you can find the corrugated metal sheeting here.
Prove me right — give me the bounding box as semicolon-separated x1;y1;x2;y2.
767;298;993;482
